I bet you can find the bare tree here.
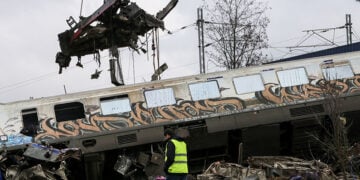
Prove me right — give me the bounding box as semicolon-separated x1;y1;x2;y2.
321;80;349;178
202;0;269;69
310;78;353;179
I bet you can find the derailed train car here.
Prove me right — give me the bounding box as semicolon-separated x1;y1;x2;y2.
1;43;360;179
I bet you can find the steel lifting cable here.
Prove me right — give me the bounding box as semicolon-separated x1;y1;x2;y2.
152;29;156;73
80;0;84;17
146;33;150;61
132;50;135;84
156;28;161;80
150;29;161;80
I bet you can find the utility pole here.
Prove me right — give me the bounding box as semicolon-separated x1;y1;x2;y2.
197;8;205;74
346;14;353;45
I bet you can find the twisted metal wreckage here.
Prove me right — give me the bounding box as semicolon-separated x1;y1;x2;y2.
55;0;178;84
0;143;81;180
197;153;360;180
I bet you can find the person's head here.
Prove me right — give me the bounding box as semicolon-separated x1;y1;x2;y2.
175;127;190;139
164;128;174;140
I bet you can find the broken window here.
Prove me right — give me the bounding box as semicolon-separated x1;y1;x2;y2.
233;74;265;94
21;108;39;137
322;64;354;80
189;81;220;101
144;88;176;108
100;95;131;115
54;102;85;122
277;68;309;87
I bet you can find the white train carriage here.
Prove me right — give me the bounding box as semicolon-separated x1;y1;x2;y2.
1;43;360;178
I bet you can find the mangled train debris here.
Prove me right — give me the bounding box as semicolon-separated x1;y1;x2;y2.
247;156;336;179
197;161;266;180
197;156;341;180
23;143;81;162
55;0;178;74
1;142;168;179
1;143;81;180
113;147;165;179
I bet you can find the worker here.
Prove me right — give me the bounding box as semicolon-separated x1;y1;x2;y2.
163;128;188;180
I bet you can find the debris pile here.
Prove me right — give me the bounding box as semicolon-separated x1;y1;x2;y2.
197;161;266;180
247;156;336;179
0;143;81;180
197;156;341;180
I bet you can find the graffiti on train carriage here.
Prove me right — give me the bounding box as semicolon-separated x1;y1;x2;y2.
35;97;245;141
255;74;360;104
3;75;360;143
1;117;32;146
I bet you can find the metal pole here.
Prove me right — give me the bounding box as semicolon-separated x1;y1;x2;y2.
197;8;205;74
349;14;353;44
346;14;353;45
346;15;349;45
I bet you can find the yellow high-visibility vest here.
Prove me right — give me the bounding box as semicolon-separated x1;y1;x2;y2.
165;139;188;173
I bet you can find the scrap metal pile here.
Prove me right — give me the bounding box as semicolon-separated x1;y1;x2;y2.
247;156;336;179
197;155;360;180
0;143;81;180
0;142;166;179
55;0;178;74
197;161;266;180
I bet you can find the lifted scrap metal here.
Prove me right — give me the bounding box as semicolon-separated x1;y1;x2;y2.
55;0;178;74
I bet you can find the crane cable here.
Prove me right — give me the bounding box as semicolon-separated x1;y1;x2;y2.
80;0;84;18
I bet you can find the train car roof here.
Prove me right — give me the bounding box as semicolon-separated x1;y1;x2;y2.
268;41;360;64
1;68;236;105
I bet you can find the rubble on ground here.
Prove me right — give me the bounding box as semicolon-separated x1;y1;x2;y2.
197;156;342;180
247;156;337;179
197;161;266;180
0;143;81;180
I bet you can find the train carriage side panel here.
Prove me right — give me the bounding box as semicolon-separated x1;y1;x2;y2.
2;51;360;149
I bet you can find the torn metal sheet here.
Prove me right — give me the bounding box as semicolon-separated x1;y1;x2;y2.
114;152;165;178
23;143;81;162
114;155;132;175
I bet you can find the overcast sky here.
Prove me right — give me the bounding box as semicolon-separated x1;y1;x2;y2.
0;0;359;103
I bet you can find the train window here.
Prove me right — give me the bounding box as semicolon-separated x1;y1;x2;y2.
322;64;354;80
189;81;220;101
233;74;264;94
144;88;176;108
21;108;39;136
100;95;131;115
261;69;279;84
54;102;85;122
277;68;309;87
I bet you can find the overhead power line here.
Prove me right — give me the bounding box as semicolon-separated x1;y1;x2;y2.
204;21;253;26
165;23;196;35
